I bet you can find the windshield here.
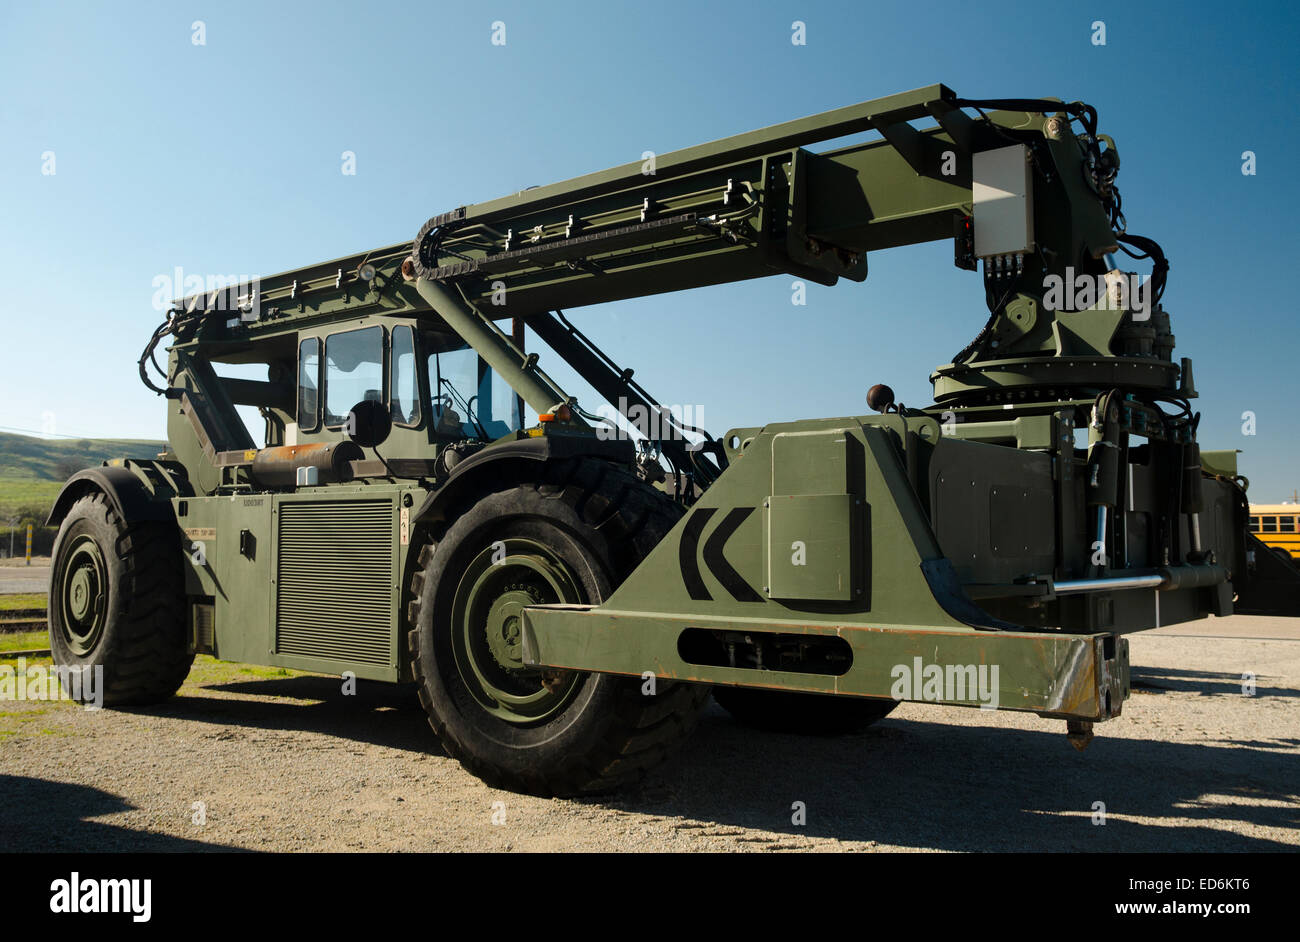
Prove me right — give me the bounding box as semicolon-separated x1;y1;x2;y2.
324;326;384;427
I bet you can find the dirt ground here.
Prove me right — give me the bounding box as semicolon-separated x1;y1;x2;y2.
1;615;1296;852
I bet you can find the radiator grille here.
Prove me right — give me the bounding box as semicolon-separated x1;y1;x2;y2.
275;500;393;666
192;602;215;654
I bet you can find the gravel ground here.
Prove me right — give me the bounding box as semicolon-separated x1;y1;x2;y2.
1;615;1296;852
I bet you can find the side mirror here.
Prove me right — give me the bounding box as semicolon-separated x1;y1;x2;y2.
347;400;392;449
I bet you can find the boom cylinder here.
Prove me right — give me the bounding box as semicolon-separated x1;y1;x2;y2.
1086;397;1122;572
1182;442;1205;555
414;277;574;418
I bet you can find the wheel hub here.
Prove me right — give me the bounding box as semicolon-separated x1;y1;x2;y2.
484;584;542;671
57;536;108;656
68;567;94;621
450;538;584;724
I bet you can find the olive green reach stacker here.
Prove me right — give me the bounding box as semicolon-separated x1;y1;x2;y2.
47;85;1299;794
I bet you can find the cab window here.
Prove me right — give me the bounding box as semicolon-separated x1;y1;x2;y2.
325;326;384;427
390;325;420;427
297;337;320;432
428;344;522;440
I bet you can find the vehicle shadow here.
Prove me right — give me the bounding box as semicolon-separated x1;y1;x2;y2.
599;701;1299;852
1130;665;1295;698
0;775;249;852
137;675;445;757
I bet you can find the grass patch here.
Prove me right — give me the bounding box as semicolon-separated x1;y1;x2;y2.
237;665;294;678
0;593;46;612
0;631;48;653
181;656;311;692
0;651;50;664
0;478;62;519
0;654;319;741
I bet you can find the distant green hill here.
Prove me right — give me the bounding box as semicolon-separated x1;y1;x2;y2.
0;431;167;481
0;431;167;528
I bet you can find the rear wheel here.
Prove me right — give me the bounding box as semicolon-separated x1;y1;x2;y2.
713;686;897;735
407;459;710;796
48;493;193;705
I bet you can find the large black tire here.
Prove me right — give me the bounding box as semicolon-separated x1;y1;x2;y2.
713;686;897;735
407;458;710;796
47;493;193;705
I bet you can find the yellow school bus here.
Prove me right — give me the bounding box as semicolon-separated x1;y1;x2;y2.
1248;504;1300;559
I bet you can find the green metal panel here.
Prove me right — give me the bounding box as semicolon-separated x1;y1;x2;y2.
176;493;273;665
928;438;1056;584
176;482;419;683
1200;449;1239;478
551;417;963;628
765;494;861;601
266;492;401;682
770;429;853;495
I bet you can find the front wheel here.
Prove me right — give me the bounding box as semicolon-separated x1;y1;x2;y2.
48;493;193;705
407;460;709;796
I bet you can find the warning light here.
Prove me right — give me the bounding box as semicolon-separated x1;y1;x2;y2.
954;215;977;271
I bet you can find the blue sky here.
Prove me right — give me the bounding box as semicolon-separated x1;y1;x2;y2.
1;0;1297;499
